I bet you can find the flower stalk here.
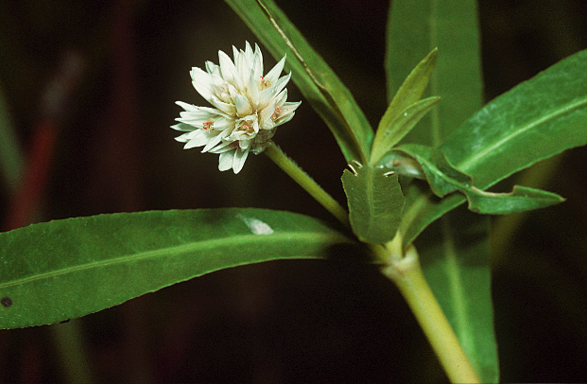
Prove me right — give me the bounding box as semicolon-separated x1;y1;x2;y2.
381;244;480;384
264;142;349;226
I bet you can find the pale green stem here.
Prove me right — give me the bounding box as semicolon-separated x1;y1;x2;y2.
381;244;480;384
264;142;349;226
50;319;95;384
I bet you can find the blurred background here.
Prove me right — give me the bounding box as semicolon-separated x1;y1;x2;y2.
1;0;587;382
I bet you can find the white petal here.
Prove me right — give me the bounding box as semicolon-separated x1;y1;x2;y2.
174;131;197;142
202;132;225;152
218;50;242;89
183;129;213;149
232;45;240;63
176;106;225;126
246;68;259;104
239;138;253;150
275;112;295;126
232;148;250;174
171;123;195;132
274;101;301;126
190;67;216;102
272;72;291;96
253;43;264;78
264;55;286;85
257;87;276;108
210;99;236;116
259;100;276;127
235;94;253;117
234;49;246;81
208;140;232;154
282;100;302;114
245;41;254;58
175;101;198;111
273;88;288;107
218;150;235;171
211;116;235;131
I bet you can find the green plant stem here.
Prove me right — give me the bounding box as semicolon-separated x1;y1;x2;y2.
381;244;480;384
264;142;349;226
50;319;95;384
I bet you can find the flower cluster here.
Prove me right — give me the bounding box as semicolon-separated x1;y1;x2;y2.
172;42;301;173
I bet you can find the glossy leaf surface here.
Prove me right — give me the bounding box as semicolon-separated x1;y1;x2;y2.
342;164;405;244
0;209;352;329
225;0;372;163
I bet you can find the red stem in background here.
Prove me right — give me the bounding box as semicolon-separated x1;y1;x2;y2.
3;52;84;231
3;120;58;231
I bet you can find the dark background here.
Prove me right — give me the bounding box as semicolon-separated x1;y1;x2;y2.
1;0;586;382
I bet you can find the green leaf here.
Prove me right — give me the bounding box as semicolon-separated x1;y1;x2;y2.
442;48;587;187
386;0;483;146
371;96;440;165
341;163;405;244
466;186;564;214
404;48;587;243
225;0;373;163
0;209;353;329
395;144;564;214
371;49;439;163
416;209;498;383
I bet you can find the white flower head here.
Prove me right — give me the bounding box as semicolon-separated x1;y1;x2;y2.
172;41;301;174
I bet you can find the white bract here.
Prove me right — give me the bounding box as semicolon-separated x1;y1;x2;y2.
172;42;301;174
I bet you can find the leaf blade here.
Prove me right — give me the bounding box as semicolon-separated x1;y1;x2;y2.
395;144;564;214
417;210;498;382
341;165;405;244
0;209;352;329
371;96;440;165
443;48;587;187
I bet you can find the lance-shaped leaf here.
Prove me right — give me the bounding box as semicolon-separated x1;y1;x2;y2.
371;49;439;164
0;209;353;329
371;96;440;165
402;48;587;244
341;163;405;244
224;0;372;163
395;144;564;214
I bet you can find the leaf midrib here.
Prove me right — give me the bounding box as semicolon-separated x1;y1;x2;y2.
441;217;473;353
366;167;378;233
456;94;587;175
1;231;342;289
